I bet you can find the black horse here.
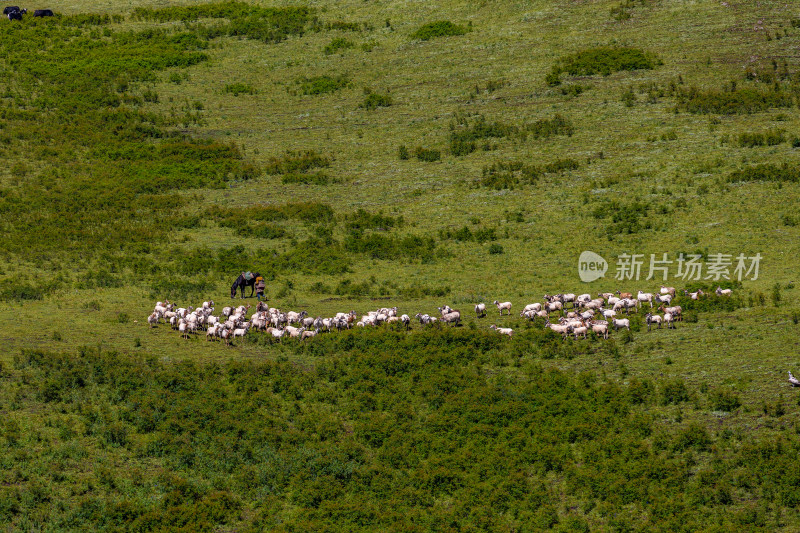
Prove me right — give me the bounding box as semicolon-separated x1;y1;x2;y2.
231;272;261;299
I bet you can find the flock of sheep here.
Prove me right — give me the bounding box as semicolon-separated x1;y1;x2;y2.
146;285;733;343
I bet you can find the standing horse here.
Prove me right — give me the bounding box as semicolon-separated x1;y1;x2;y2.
231;272;261;299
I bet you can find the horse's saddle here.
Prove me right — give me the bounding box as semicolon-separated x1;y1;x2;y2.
243;271;254;281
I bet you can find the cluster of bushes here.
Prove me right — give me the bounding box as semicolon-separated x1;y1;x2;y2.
345;209;403;232
344;232;439;262
130;3;316;43
0;13;266;274
360;89;392;110
399;145;440;162
410;20;468;40
223;82;256;96
206;201;335;227
265;150;332;184
298;75;350;95
737;130;786;147
673;85;795;114
727;163;800;184
476;158;580;189
2;339;799;530
547;47;660;85
323;37;354;55
449;114;517;156
438;225;498;243
592;200;651;237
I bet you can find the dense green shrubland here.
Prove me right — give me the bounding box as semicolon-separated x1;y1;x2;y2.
547;47;660;85
131;3;316;43
265;150;331;175
477;158;580;189
324;37;355;55
727;163;800;184
674;85;795;114
2;338;799;531
410;20;468;41
297;75;350;95
449;114;573;156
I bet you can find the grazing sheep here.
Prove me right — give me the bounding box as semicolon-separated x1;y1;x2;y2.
684;289;704;300
571;324;588;339
655;293;673;305
659;305;682;321
400;314;411;330
286;310;308;324
715;287;732;296
660;286;676;297
493;300;512;315
612;318;630;331
616;291;633;300
440;310;461;326
301;329;318;341
789;372;800;387
663;312;676;329
147;312;160;328
645;313;662;331
475;303;487;318
587;320;609;340
544;301;563;315
489;325;513;336
522;303;542;313
637;291;654;309
544;320;569;338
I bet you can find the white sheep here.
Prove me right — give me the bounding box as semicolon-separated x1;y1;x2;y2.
489;325;513;336
612;318;630;331
645;313;662;331
440;310;461;326
475;303;486;317
522;303;542;313
715;287;732;296
637;291;654;309
493;300;512;315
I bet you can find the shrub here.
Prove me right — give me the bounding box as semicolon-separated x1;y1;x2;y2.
727;163;800;184
398;145;410;160
223;82;256;96
660;378;691;405
361;91;392;110
523;114;575;139
414;147;441;162
324;37;354;54
265;150;331;175
298;75;349;95
548;47;660;84
674;85;794;114
449;114;517;156
410;20;468;40
710;388;741;412
346;209;403;231
738;131;785;147
488;243;504;254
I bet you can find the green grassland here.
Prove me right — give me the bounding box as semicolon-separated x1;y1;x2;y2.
2;0;800;530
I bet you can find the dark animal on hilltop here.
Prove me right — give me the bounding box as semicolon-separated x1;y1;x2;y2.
7;9;22;20
230;271;262;299
33;9;52;16
2;6;19;14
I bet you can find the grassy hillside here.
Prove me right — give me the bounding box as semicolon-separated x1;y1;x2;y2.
1;0;800;530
